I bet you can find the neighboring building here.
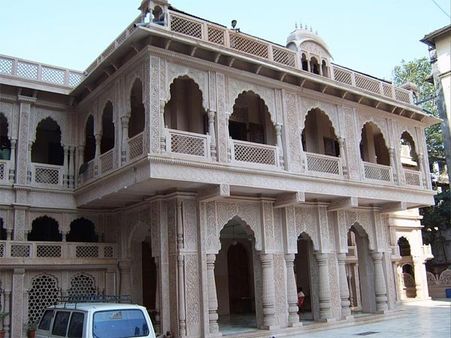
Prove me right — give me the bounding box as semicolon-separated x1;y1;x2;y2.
421;24;451;298
0;1;438;337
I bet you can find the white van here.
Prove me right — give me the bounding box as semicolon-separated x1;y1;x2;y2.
36;303;156;338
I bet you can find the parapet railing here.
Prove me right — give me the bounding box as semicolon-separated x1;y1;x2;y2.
0;240;117;259
0;54;84;88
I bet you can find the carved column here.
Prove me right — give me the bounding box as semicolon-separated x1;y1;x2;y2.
225;114;231;161
388;147;398;184
337;253;351;318
27;143;32;183
417;153;426;187
285;254;300;326
118;260;131;298
260;253;276;329
94;134;102;176
206;254;219;334
3;290;11;335
207;110;217;160
9;138;16;182
275;124;284;167
177;200;186;337
372;252;388;312
69;146;75;188
11;268;25;338
160;100;166;152
120;116;129;164
315;252;332;320
63;145;69;186
16;97;34;185
338;137;348;176
76;145;84;185
154;259;161;334
105;267;117;295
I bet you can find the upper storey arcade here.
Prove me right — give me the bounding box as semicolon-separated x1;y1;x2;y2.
0;1;438;211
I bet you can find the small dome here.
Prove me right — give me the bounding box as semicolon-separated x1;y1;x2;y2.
286;27;332;59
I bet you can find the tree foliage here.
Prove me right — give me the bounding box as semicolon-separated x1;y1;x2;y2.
393;57;444;162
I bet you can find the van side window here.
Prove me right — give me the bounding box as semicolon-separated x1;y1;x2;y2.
68;312;84;338
38;310;54;330
52;311;70;336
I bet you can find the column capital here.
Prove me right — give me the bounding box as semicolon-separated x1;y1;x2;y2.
207;109;216;119
337;253;347;263
371;251;383;261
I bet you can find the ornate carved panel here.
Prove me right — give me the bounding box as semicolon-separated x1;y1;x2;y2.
295;206;320;251
274;254;288;326
345;210;376;250
182;199;198;251
262;201;275;251
184;254;201;336
342;107;360;179
150;56;161;153
284;92;302;172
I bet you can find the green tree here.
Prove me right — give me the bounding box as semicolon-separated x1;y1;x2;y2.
393;57;444;162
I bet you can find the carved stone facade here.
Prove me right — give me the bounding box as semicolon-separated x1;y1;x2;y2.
0;3;436;338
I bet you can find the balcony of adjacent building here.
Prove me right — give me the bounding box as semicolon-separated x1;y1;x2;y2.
0;216;117;266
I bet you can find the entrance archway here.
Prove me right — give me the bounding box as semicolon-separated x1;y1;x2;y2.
294;232;319;321
216;217;257;334
347;224;376;313
398;237;416;299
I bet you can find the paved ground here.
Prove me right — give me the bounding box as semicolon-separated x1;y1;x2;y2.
284;300;451;338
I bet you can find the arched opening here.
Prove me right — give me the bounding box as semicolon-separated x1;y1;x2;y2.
360;122;389;165
66;218;98;242
28;216;62;242
0;113;11;160
347;224;376;313
400;132;418;169
129;79;145;138
302;108;339;156
216;217;257;333
83;115;95;163
31;118;64;165
294;232;319;321
310;57;320;75
398;237;416;299
152;5;164;25
101;102;115;154
28;274;60;326
141;240;157;319
229;91;275;145
0;218;6;240
164;77;206;134
321;60;328;77
301;54;308;71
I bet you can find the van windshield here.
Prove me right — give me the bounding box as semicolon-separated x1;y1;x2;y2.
92;309;149;338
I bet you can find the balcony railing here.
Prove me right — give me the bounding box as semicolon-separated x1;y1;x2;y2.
305;152;343;176
128;132;145;161
0;240;117;259
0;54;84;88
78;159;95;185
230;139;279;167
165;128;210;158
99;149;115;174
166;10;413;104
0;159;11;182
31;163;64;187
403;168;422;187
362;161;393;183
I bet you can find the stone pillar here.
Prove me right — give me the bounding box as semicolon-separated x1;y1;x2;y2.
225;114;231;161
315;252;332;320
154;259;161;334
105;268;117;296
338;137;348;176
9;138;16;182
160;100;166;152
118;260;131;298
413;258;429;300
337;253;351;318
388;147;398;184
177;200;186;337
206;254;219;334
76;145;84;185
417;153;427;187
372;252;388;312
63;145;69;186
285;254;301;326
69;146;75;188
3;290;11;336
27;143;32;183
16;97;35;185
207;110;217;160
94;134;102;176
11;268;25;338
120;116;129;164
276;124;284;167
260;253;276;329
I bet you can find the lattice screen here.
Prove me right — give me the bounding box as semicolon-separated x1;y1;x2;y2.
67;274;96;300
0;163;4;180
35;167;60;185
28;275;60;325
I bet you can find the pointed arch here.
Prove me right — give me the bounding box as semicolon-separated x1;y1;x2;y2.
67;217;98;243
302;108;339;156
360;121;390;165
28;273;60;325
230;90;276;145
101;101;115;154
0;113;11;160
31;117;64;165
83;115;95;163
28;215;62;242
400;131;418;169
129;78;145;138
164;76;207;134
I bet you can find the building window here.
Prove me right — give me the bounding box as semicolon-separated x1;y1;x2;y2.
129;79;145;138
31;118;64;165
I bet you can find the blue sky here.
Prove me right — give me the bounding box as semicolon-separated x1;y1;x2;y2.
0;0;449;80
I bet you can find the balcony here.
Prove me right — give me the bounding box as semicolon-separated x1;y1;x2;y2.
128;132;145;161
229;139;279;168
0;240;117;261
362;161;393;183
305;152;343;177
403;168;422;187
165;128;211;159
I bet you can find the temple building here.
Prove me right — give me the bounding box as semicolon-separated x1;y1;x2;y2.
0;1;437;337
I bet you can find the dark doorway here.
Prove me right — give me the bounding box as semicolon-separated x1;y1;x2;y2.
28;216;62;242
66;218;98;242
141;241;157;311
227;242;252;314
